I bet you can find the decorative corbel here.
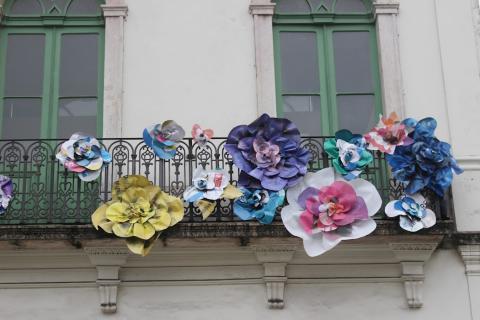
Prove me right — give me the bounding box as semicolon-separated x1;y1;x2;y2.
459;244;480;275
254;245;296;309
85;247;129;314
390;242;439;308
459;245;480;320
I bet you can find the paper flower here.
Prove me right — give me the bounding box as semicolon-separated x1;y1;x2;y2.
0;175;13;214
386;117;463;196
233;188;285;224
224;114;310;191
364;112;413;154
385;194;436;232
92;175;184;256
56;133;112;181
324;130;373;181
281;167;381;257
184;168;242;219
192;124;214;148
143;120;185;160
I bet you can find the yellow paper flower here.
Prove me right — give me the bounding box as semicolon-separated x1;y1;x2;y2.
92;175;184;256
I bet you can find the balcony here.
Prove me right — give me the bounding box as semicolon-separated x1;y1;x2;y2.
0;137;455;241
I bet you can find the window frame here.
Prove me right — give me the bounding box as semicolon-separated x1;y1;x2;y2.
0;0;105;139
273;1;383;136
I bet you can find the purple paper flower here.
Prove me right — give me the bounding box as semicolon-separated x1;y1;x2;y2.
0;175;13;214
225;114;310;191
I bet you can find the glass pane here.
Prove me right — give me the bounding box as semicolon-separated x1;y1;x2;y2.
333;31;373;93
275;0;311;13
337;95;375;134
279;32;320;93
4;34;45;97
57;98;97;138
283;95;321;136
2;98;42;139
59;34;99;97
66;0;100;15
9;0;43;15
335;0;367;13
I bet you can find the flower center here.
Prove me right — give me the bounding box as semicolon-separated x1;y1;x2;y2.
253;138;281;168
383;131;400;144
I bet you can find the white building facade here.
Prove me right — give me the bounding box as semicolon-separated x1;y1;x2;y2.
0;0;479;319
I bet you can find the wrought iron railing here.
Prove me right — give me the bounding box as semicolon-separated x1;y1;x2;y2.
0;137;453;225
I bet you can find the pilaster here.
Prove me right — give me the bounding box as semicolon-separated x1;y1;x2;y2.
249;0;277;117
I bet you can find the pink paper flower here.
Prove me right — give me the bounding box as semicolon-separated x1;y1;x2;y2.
364;112;413;154
299;181;369;233
281;168;382;257
191;124;214;148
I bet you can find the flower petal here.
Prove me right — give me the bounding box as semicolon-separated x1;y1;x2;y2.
348;178;382;216
112;222;134;237
91;203;108;229
385;200;405;218
150;209;172;231
133;222;156;240
106;202;130;222
422;209;436;228
281;203;309;239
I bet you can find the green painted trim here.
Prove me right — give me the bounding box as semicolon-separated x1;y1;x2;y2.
273;28;283;118
0;29;7;134
0;25;105;139
50;27;105;139
3;0;105;19
96;28;105;138
273;23;383;136
273;14;374;25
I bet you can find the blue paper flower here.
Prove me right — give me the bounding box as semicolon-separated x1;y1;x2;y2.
143;121;185;160
224;114;310;191
385;194;436;232
324;130;373;180
386;117;463;196
234;188;285;224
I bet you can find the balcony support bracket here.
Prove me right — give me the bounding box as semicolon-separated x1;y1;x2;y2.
390;242;439;308
459;245;480;319
254;245;296;309
85;247;129;314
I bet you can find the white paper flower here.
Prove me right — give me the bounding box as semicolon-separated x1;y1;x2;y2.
281;167;382;257
385;193;436;232
183;168;229;202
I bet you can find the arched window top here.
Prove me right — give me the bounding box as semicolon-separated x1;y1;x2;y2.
274;0;372;15
4;0;104;18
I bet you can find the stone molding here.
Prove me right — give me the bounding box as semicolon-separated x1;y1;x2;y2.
373;0;406;119
101;0;128;138
249;0;277;117
456;156;480;171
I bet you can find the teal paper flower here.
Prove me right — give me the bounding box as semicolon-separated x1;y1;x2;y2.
324;130;373;180
233;188;285;224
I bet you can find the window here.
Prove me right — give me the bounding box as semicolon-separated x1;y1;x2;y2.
0;0;105;139
273;0;382;136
